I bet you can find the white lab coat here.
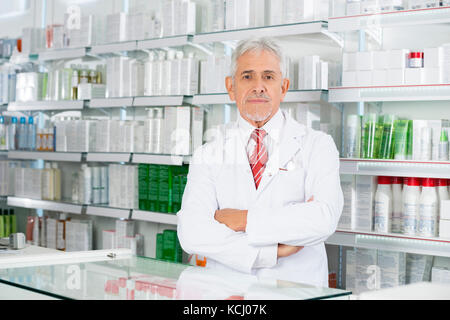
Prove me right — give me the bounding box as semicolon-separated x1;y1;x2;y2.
177;110;343;287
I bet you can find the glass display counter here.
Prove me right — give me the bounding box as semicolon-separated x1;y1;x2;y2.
0;247;351;300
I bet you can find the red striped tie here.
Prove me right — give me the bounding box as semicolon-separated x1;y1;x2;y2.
249;129;268;189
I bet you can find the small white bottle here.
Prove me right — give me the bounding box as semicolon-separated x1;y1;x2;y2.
402;177;421;235
420;127;432;161
374;176;392;233
345;114;361;158
418;178;438;237
437;179;449;224
391;177;403;233
144;52;155;96
80;164;92;205
152;108;164;154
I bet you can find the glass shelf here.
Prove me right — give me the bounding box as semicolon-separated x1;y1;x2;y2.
86;205;131;219
0;253;351;300
8;151;82;162
193;21;328;44
131;153;189;166
340;158;450;179
329;6;450;32
38;47;86;62
329;84;450;102
7;197;83;215
88;97;134;108
132;210;178;225
86;152;132;163
327;229;450;258
7;100;85;111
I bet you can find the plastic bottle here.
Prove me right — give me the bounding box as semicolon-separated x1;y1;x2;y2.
437;179;449;220
374;176;392;233
56;213;68;251
420;127;432;161
344;114;361;158
0;210;4;238
27;117;36;151
80;164;92;205
439;129;449;161
362;113;382;159
152;108;164;154
418;178;438;237
8;116;17;150
391;177;403;233
18;117;27;150
52;162;61;201
380;115;396;159
9;208;16;234
0;116;7;150
42;162;55;200
402;177;421;235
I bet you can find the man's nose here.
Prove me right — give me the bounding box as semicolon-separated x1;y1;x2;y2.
252;78;266;94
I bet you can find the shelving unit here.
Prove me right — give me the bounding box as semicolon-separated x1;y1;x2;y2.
7;100;85;112
131;153;189;166
38;47;87;62
329;84;450;103
329;6;450;32
86;152;131;163
86;205;131;219
340;158;450;179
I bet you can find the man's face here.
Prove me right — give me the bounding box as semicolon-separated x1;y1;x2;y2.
226;49;290;127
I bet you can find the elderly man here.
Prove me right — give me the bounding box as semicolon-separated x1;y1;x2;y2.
177;37;343;287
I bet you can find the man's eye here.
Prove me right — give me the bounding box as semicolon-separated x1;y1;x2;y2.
265;75;273;80
243;75;251;80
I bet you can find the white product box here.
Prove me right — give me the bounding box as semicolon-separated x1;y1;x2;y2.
406;254;433;284
191;107;204;154
180;55;199;95
439;219;450;238
77;84;106;100
164;106;192;155
424;47;443;68
176;0;197;35
343;52;357;72
346;1;361;16
355;175;376;231
102;230;116;249
355;248;378;294
373;51;389;70
423;67;443;84
361;0;380;14
106;12;127;43
338;175;356;230
404;68;425;85
377;250;406;289
298;56;320;90
235;0;251;29
356;70;373;86
356;51;374;71
411;119;428;160
387;68;405;86
441;200;450;220
441;44;450;83
342;71;357;87
346;249;356;292
388;49;409;69
295;103;321;130
372;69;388;86
431;267;450;284
46;218;57;249
266;0;283;25
317;61;328;90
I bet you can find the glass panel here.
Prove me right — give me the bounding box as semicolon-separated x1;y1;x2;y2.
0;255;351;300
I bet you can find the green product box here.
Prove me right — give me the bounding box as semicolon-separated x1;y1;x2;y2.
148;164;160;212
175;235;183;263
138;164;149;211
156;233;163;260
0;211;4;238
171;172;181;214
9;209;16;234
4;211;10;237
158;166;173;213
162;230;177;262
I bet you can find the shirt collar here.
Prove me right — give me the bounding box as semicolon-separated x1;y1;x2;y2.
237;109;285;144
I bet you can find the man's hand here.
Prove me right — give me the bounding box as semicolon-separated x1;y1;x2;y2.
214;209;248;232
277;244;303;258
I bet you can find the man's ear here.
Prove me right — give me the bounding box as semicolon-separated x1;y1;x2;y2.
280;78;290;102
225;76;235;101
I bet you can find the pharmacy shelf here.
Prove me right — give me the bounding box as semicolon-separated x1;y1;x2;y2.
191;90;327;105
192;21;327;44
8;151;83;162
133;96;185;107
137;35;192;50
89;41;138;55
329;84;450;103
6;196;83;215
86;152;131;163
340;158;450;179
86;205;131;219
132;210;178;226
329;6;450;32
7;100;85;112
326;229;450;258
131;153;189;166
88;97;134;108
38;47;87;62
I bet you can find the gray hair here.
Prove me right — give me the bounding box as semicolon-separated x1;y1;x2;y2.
230;37;286;80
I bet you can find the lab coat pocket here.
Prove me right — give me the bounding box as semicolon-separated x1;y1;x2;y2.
273;166;306;206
